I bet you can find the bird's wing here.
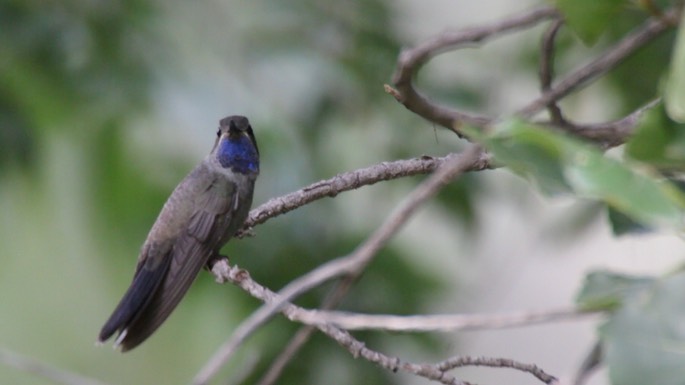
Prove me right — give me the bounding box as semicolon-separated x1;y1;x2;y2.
100;170;238;351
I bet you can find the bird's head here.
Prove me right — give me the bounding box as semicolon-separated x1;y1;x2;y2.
212;115;259;174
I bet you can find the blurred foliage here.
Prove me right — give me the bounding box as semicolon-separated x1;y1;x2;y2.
603;6;676;113
607;206;652;235
576;271;685;385
473;120;685;230
0;0;467;384
0;0;154;171
576;270;655;311
666;6;685;122
555;0;630;44
626;103;685;169
506;3;685;384
3;0;685;384
551;0;676;113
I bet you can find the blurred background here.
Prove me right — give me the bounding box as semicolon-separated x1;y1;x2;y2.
1;0;682;384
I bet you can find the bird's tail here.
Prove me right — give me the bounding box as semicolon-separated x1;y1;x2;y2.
98;256;172;348
100;238;212;352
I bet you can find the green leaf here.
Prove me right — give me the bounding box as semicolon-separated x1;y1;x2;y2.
607;206;652;236
600;273;685;385
563;144;683;227
555;0;629;45
665;11;685;122
626;102;685;169
474;121;571;195
576;270;654;311
478;120;685;229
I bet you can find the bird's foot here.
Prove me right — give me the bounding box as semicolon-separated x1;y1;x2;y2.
207;254;234;284
205;253;229;271
234;227;256;239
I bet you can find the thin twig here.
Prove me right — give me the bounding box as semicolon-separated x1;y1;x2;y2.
257;278;356;385
256;325;314;385
540;18;565;124
573;342;603;385
639;0;681;25
0;347;110;385
290;307;600;332
193;146;489;385
541;98;660;148
257;286;592;385
436;356;559;384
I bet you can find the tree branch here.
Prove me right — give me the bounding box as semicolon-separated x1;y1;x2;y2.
256;325;315;385
262;303;590;385
436;356;559;385
544;98;661;148
539;18;565;124
192;5;678;385
194;259;560;385
290;307;599;332
257;277;357;385
386;4;677;146
194;146;489;384
240;151;491;235
572;342;603;385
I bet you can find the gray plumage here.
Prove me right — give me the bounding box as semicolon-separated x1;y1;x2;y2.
99;116;259;351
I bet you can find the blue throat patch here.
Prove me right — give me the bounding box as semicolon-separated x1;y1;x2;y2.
217;136;259;174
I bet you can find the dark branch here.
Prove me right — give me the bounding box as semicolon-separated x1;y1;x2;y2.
539;18;565;124
540;98;660;148
573;342;603;385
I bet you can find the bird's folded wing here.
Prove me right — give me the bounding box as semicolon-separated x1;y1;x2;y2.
114;178;236;351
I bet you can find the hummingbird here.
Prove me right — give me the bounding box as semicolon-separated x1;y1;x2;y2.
98;115;259;352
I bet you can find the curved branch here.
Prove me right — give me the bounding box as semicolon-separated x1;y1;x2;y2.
387;4;677;146
545;98;661;148
436;356;559;384
241;151;491;233
387;6;559;133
